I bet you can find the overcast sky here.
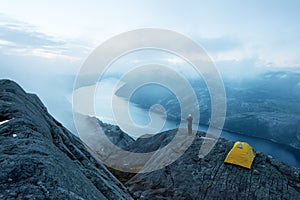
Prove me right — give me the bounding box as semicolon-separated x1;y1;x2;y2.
1;1;300;132
1;0;300;72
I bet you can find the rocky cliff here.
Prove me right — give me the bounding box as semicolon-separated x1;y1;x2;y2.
1;79;300;200
0;79;133;200
123;130;300;199
96;123;300;199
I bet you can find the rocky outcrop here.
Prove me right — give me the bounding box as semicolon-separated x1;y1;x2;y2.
0;79;133;200
124;130;300;199
95;120;300;199
99;120;135;149
1;79;300;200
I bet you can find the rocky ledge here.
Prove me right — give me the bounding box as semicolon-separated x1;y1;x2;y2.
99;118;300;199
124;132;300;199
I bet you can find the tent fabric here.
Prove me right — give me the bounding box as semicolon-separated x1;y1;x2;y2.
224;141;255;169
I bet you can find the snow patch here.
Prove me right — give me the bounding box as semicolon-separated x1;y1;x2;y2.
0;119;10;125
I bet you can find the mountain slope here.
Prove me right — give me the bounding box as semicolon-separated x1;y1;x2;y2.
0;79;133;200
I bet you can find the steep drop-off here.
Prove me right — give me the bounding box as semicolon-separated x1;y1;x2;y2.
0;79;133;200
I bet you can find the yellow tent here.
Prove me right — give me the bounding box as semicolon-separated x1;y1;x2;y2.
224;141;255;169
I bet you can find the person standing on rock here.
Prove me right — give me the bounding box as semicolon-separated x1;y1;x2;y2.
187;114;193;134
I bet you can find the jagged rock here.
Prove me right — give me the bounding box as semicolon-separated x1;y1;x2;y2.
123;130;300;199
95;120;300;199
0;79;133;200
98;120;135;149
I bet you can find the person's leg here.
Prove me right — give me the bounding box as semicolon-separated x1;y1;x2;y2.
188;123;192;134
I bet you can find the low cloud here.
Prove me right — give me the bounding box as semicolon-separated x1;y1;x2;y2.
0;15;91;133
0;24;64;47
0;15;90;62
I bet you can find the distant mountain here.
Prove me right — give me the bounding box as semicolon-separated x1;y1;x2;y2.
115;70;300;149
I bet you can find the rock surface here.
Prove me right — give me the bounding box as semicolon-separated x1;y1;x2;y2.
99;120;135;149
124;130;300;199
0;79;133;200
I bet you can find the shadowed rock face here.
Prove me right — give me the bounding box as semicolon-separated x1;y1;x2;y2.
93;118;300;199
124;130;300;199
99;120;135;149
0;79;133;200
